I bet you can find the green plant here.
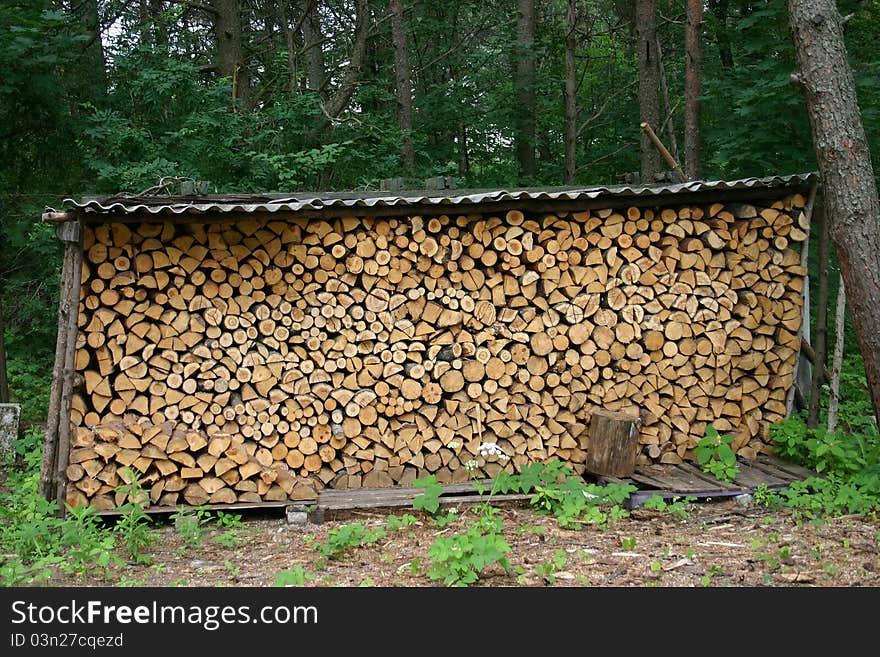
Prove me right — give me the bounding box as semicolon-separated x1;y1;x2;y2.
620;537;637;550
412;475;444;514
695;426;739;483
224;561;241;579
642;495;695;518
753;483;778;507
535;549;569;584
171;507;208;550
493;460;636;529
313;522;386;561
273;565;315;587
650;560;663;573
113;468;154;563
425;503;511;587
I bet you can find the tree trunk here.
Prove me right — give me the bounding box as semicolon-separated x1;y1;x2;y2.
71;0;107;102
212;0;249;108
514;0;537;184
321;0;370;120
685;0;702;180
564;0;578;184
302;0;325;93
788;0;880;423
0;307;8;404
390;0;415;170
636;0;661;182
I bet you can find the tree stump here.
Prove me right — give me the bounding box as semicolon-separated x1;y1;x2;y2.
584;409;641;477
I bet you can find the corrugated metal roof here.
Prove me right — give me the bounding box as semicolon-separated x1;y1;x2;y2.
57;173;818;217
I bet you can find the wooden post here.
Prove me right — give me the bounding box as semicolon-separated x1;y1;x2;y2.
583;409;642;477
827;276;846;433
39;221;78;499
39;219;82;508
808;202;829;428
0;306;8;403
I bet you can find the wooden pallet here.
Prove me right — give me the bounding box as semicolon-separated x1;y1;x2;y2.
598;454;818;508
307;480;530;522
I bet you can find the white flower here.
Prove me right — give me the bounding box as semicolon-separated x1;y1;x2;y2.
464;459;478;471
447;440;461;450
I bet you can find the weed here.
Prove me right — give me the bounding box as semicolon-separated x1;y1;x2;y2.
753;483;778;508
695;425;739;483
425;503;511;587
273;564;315;587
224;561;241;579
620;537;637;550
535;549;569;583
113;468;154;564
493;459;636;529
171;506;209;550
313;522;386;561
650;560;662;573
358;578;375;587
642;495;694;518
412;475;443;514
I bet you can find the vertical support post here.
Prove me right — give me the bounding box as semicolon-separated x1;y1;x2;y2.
38;218;82;512
787;182;818;416
808;201;829;428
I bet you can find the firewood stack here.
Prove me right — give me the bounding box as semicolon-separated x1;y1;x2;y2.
65;194;809;509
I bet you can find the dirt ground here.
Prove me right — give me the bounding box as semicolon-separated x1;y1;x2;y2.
47;497;880;588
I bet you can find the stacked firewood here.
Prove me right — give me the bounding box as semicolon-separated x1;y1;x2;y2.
65;195;809;508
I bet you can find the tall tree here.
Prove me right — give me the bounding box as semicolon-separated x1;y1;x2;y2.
685;0;702;179
788;0;880;422
636;0;661;182
211;0;249;107
302;0;325;93
390;0;415;170
515;0;537;184
564;0;578;183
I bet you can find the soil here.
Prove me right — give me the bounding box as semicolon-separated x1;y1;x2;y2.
46;497;880;588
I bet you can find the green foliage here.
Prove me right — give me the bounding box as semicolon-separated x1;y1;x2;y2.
171;506;210;550
425;503;511;587
642;495;695;518
273;564;315;587
113;468;154;563
753;483;779;508
695;426;739;483
535;549;569;584
312;523;387;561
0;429;120;583
493;459;636;529
412;474;444;514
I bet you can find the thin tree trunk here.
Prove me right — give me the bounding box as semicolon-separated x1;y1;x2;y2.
564;0;578;184
655;35;679;170
0;307;8;404
636;0;661;182
390;0;415;170
788;0;880;423
827;277;846;433
458;124;469;177
685;0;702;179
515;0;537;184
808;206;830;429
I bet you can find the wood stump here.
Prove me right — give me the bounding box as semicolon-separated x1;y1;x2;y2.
584;409;642;477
